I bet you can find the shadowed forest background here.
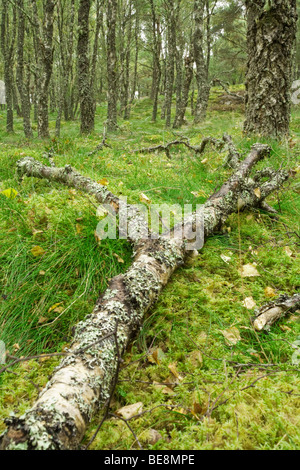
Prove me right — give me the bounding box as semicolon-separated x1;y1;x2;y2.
0;0;299;451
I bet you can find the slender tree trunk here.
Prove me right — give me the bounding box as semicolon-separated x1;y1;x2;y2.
164;0;177;127
130;1;139;103
106;0;118;131
90;0;102;117
173;54;194;128
77;0;95;134
31;0;55;139
193;0;210;124
16;0;33;138
1;0;17;133
243;0;298;137
150;0;161;122
123;2;132;120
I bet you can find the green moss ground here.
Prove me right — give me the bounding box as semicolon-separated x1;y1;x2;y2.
0;90;299;450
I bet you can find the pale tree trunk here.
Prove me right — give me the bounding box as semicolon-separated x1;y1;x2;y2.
57;0;76;122
130;1;139;103
77;0;95;134
164;0;177;127
149;0;161;122
193;0;210;124
173;52;194;128
243;0;298;137
16;0;33;139
123;1;132;120
106;0;118;131
31;0;55;139
0;0;17;133
0;141;289;450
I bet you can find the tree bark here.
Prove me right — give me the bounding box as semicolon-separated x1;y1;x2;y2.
173;54;194;128
16;0;33;139
0;0;17;133
243;0;298;137
149;0;161;122
253;294;300;331
0;140;290;450
106;0;118;131
31;0;55;139
77;0;95;134
193;0;210;124
164;0;177;127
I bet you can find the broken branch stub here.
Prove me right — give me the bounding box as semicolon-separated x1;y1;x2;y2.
0;143;289;450
253;294;300;331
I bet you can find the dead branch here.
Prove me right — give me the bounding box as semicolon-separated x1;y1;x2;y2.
0;142;290;450
88;125;112;156
211;79;244;102
253;293;300;331
132;136;224;159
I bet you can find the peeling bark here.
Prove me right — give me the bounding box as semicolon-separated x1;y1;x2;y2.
0;143;290;450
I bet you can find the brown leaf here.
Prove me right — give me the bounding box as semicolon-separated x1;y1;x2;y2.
113;253;124;263
147;347;165;365
242;297;257;310
279;325;292;332
189;350;203;368
38;316;48;324
264;286;276;298
142;429;162;445
139;193;151;205
153;382;175;395
115;402;143;420
240;264;260;277
168;362;183;380
221;327;241;345
283;246;293;257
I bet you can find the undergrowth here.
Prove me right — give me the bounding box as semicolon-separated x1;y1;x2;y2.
0;90;299;450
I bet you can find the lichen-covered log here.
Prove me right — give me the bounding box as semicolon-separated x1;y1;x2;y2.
253;294;300;331
0;143;289;450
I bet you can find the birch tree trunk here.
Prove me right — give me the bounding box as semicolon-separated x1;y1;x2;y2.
0;0;17;133
193;0;210;124
173;54;194;128
77;0;95;134
106;0;118;131
31;0;55;139
0;141;289;450
243;0;298;137
164;0;177;127
16;0;33;139
150;0;161;122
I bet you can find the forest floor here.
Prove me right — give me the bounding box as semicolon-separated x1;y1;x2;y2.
0;87;299;450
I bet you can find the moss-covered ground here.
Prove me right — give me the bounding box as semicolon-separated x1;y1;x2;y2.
0;88;299;450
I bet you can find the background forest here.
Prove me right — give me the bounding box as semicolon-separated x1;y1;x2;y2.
0;0;299;451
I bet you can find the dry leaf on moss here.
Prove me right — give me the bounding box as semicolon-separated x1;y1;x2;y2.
243;297;257;309
168;362;184;381
221;327;241;345
115;402;143;420
264;286;276;298
189;350;203;367
240;263;260;277
147;347;165;365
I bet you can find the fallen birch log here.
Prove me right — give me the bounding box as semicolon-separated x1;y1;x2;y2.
0;143;289;450
253;293;300;331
